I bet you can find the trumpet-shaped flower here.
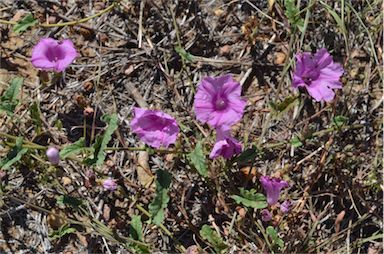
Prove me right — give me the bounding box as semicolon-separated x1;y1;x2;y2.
260;176;289;205
209;126;242;159
292;48;343;102
31;38;77;72
130;108;179;148
194;74;246;128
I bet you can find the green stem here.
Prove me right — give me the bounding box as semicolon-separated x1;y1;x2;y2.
135;204;186;252
254;219;273;252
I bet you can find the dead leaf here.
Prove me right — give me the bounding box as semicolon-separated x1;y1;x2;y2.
75;232;88;247
124;65;135;76
236;206;246;219
334;210;345;233
274;52;286;65
219;45;231;55
137;151;154;188
103;204;111;221
62;176;72;186
47;209;66;229
268;0;275;11
11;10;26;22
240;166;257;178
214;8;224;17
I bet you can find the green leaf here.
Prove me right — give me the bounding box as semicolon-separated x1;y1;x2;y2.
0;137;28;170
59;137;88;159
332;115;348;128
175;46;194;62
56;195;83;208
30;101;42;134
49;224;76;240
188;141;208;177
148;169;172;225
13;13;38;34
200;225;227;253
130;215;143;241
290;135;303;148
284;0;305;32
266;226;285;249
231;188;268;209
85;113;118;166
0;77;23;116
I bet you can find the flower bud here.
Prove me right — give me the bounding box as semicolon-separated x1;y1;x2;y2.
46;147;60;165
103;178;117;191
261;209;272;222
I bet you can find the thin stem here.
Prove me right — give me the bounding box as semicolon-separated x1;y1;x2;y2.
0;19;16;25
42;2;117;28
254;219;273;252
0;2;117;28
3;142;46;150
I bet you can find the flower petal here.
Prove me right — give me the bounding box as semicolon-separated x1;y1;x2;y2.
55;39;78;71
31;38;58;70
194;74;246;128
209;127;242;159
130;108;179;148
306;81;336;102
314;48;333;69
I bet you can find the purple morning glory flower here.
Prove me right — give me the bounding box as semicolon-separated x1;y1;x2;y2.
46;147;60;165
260;176;289;205
194;74;246;128
209;126;242;159
31;38;77;72
280;200;292;214
130;107;179;148
103;178;117;191
292;48;343;102
261;209;272;222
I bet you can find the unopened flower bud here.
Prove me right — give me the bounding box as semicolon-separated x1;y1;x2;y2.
103;178;117;191
46;147;60;165
261;209;272;222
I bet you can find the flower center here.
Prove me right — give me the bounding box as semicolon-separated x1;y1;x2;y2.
302;76;312;85
45;46;65;62
302;69;320;85
215;97;227;110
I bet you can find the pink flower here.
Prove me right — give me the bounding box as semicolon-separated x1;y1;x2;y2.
194;74;246;128
130;107;179;148
46;147;60;165
280;200;292;214
31;38;77;72
103;178;117;191
261;209;272;222
260;176;289;205
209;126;242;159
292;48;343;102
